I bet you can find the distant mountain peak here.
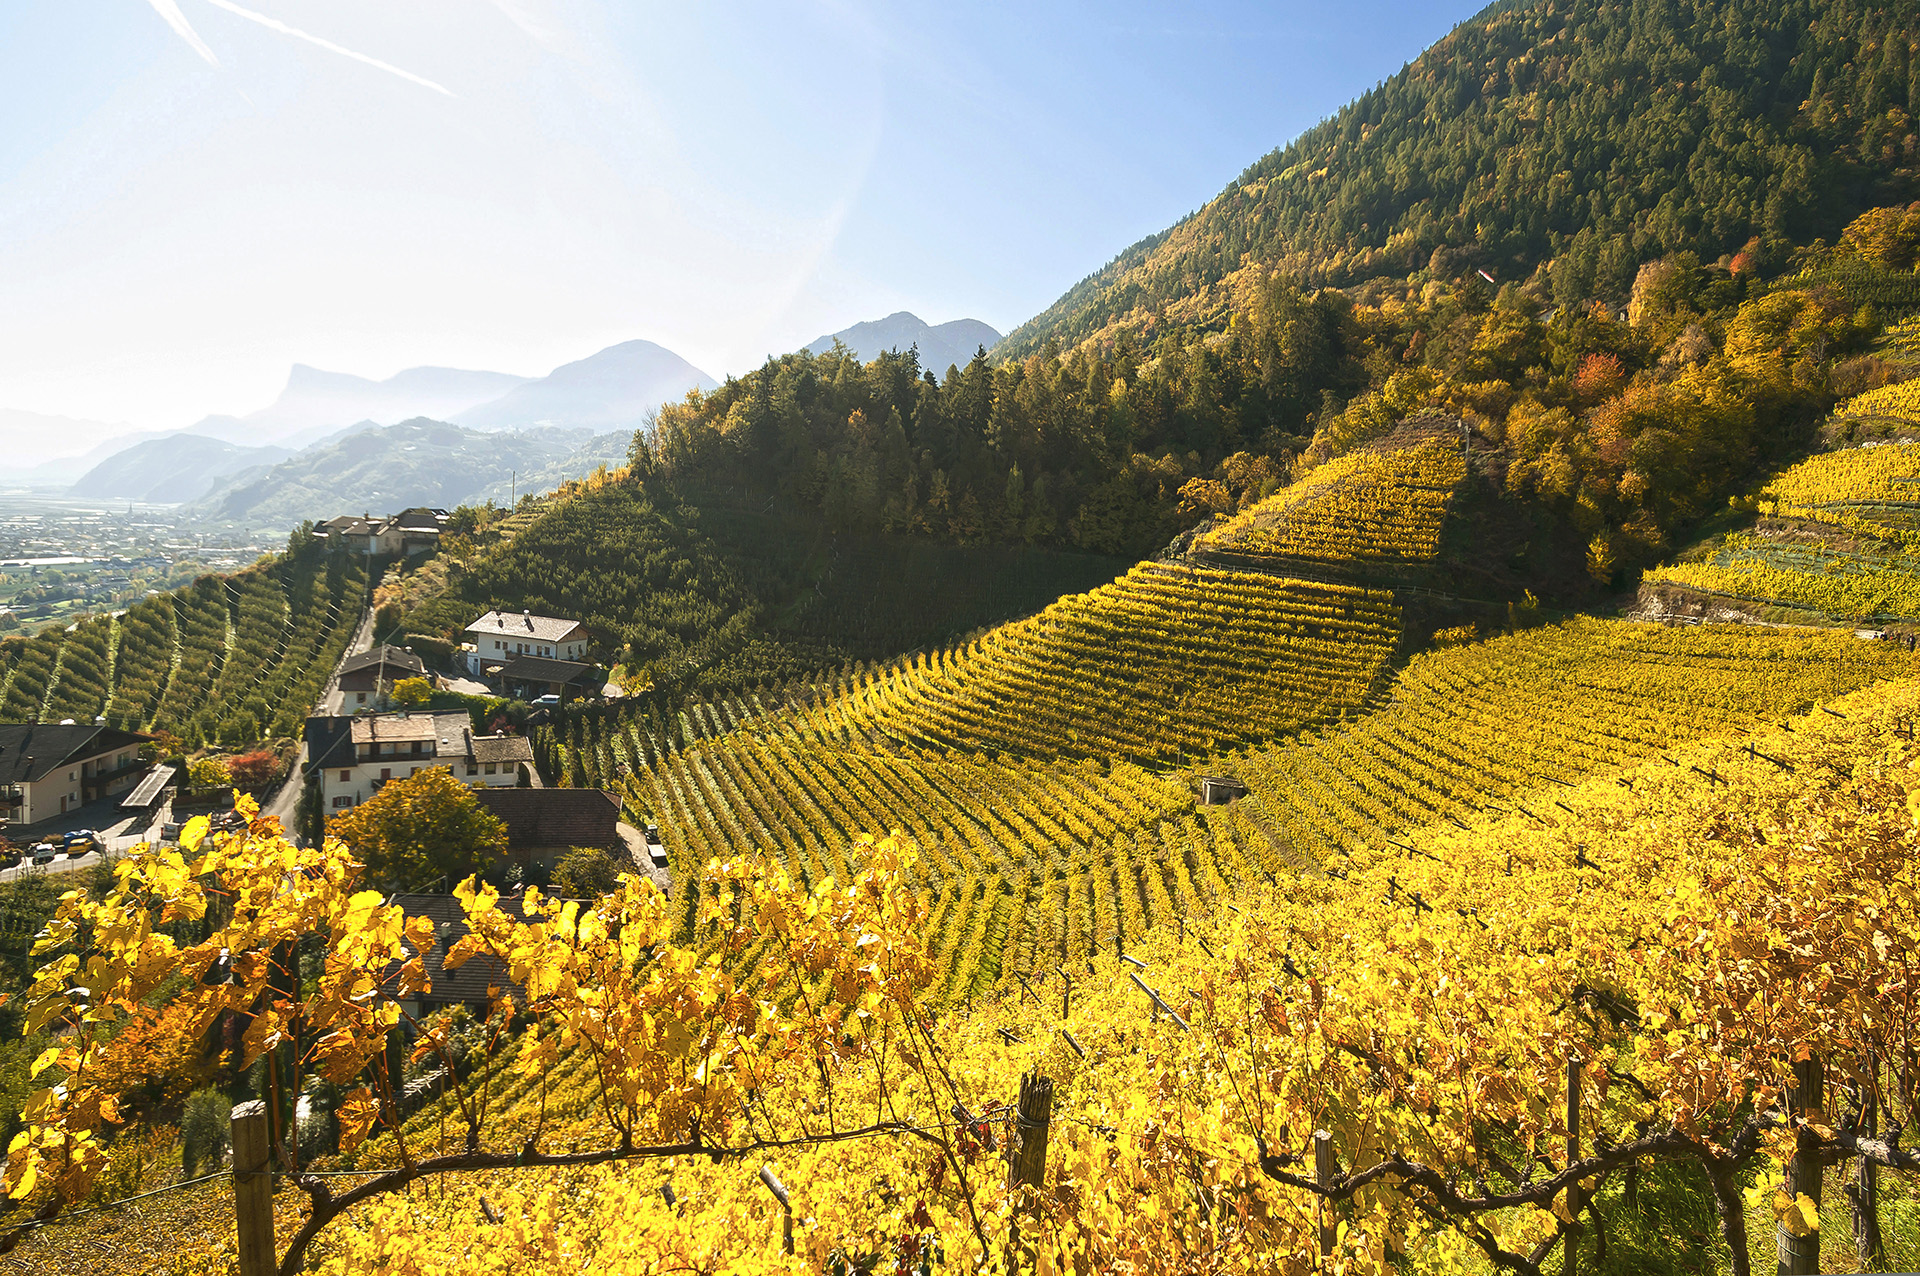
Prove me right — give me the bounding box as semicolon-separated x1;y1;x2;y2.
803;313;1001;376
454;339;717;433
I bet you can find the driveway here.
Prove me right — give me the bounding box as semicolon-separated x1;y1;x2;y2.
261;596;375;842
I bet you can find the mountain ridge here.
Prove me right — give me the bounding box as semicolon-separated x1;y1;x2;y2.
1000;0;1920;359
802;312;1001;375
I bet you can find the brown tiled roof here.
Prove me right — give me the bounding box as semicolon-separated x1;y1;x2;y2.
380;893;541;1008
349;712;469;748
498;655;599;685
470;735;533;766
473;788;620;850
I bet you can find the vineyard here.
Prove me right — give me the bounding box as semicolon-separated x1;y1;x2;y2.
0;548;365;744
513;611;1918;1006
1194;438;1466;566
1641;443;1920;619
1645;533;1920;621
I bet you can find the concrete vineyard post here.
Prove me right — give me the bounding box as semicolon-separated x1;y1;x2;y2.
1313;1129;1336;1262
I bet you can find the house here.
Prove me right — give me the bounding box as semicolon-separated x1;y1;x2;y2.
313;516;389;555
337;645;428;709
1197;776;1248;806
472;787;641;876
0;723;153;827
461;610;590;677
380;892;536;1017
314;509;447;557
304;712;536;812
389;508;449;556
497;655;601;704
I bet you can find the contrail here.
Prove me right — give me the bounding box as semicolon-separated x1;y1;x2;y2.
143;0;220;65
199;0;454;96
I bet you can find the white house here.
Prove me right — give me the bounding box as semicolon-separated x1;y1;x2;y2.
461;610;590;677
0;722;152;828
304;712;536;813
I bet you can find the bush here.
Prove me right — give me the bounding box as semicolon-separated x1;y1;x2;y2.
392;677;435;708
179;1087;231;1177
186;756;232;787
227;749;279;788
553;846;624;899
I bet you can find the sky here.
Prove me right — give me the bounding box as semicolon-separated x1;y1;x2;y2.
0;0;1479;437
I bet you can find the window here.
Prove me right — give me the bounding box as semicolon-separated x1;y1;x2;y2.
332;796;352;808
380;767;391;781
356;692;367;704
466;765;479;776
339;770;350;782
484;763;497;775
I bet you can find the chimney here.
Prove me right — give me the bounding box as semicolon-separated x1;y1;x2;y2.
524;609;533;630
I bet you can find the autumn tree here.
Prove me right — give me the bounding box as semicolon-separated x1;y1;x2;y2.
327;766;508;890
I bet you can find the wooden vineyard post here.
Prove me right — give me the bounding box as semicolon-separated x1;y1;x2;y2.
1005;1071;1054;1270
232;1100;275;1276
1777;1054;1824;1276
1852;1054;1884;1270
1565;1058;1581;1276
758;1164;794;1257
1313;1129;1336;1263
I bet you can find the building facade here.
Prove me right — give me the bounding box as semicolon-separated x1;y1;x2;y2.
0;723;153;829
304;712;536;812
462;610;590;677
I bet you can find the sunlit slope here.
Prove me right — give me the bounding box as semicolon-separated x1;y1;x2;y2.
792;565;1399;761
586;615;1914;996
1644;442;1920;621
777;441;1472;763
1205;618;1915;867
0;549;364;742
1194;439;1465;569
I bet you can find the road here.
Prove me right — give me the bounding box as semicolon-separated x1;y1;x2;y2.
262;597;376;839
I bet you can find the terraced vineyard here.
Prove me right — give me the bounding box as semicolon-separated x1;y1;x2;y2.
539;609;1914;1001
1645;442;1920;619
1194;438;1466;566
1206;618;1915;865
772;564;1402;761
0;550;365;743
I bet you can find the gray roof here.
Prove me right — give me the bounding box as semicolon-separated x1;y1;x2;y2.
499;655;600;686
0;724;151;786
465;611;586;644
121;763;178;809
337;646;427;680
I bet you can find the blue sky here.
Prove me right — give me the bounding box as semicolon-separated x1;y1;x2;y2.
0;1;1478;431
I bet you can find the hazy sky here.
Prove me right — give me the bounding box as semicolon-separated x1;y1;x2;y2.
0;0;1475;432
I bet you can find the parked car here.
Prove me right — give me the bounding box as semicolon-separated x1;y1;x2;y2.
532;694;562;709
63;829;100;855
30;843;58;865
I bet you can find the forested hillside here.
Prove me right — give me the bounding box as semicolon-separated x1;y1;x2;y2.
1001;0;1920;359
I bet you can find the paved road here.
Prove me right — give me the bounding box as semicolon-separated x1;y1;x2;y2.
261;596;376;840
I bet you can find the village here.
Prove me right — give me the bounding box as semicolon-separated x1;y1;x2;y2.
0;503;666;1033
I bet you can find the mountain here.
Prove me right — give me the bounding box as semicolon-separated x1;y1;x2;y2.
803;313;1002;375
68;434;293;504
186;364;531;449
191;419;632;530
0;410;148;480
1000;0;1920;359
455;340;716;432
